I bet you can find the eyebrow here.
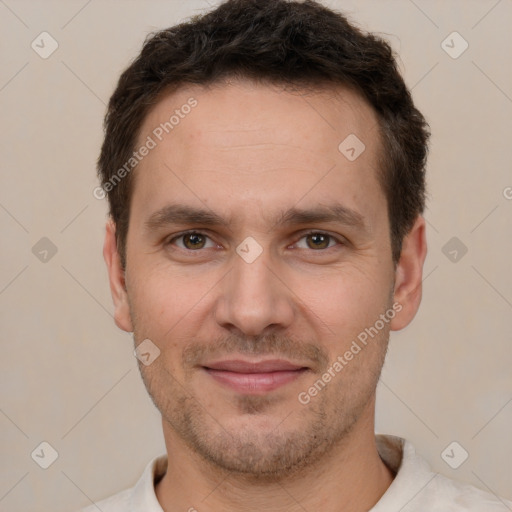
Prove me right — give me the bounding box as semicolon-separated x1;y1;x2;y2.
144;203;367;233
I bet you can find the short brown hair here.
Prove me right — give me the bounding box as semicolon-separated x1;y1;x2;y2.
98;0;429;268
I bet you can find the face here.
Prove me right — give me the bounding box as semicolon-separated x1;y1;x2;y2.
104;79;426;478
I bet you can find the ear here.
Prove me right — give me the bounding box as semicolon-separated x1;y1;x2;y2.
103;218;133;332
390;216;427;331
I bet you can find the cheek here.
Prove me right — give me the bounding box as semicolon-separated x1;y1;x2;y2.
127;265;200;338
309;272;392;389
295;265;391;338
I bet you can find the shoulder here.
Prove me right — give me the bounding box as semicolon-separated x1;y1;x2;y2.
375;435;512;511
421;471;512;511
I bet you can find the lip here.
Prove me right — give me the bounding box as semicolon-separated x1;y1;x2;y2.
202;359;309;394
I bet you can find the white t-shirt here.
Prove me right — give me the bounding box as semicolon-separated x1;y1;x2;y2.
77;435;512;511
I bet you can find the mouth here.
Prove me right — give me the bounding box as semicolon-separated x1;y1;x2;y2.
201;359;309;394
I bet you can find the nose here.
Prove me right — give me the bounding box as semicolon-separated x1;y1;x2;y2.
214;243;295;337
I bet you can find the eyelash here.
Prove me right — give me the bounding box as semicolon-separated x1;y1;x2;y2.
166;230;344;253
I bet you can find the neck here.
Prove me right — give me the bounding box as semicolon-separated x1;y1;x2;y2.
155;408;395;512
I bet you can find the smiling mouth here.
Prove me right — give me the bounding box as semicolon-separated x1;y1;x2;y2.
202;359;309;394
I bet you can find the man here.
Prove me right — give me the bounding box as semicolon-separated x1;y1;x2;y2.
82;0;511;510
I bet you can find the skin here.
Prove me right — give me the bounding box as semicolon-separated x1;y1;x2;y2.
104;78;427;512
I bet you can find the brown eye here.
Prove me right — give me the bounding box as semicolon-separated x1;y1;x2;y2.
182;233;207;250
305;233;332;250
169;232;214;251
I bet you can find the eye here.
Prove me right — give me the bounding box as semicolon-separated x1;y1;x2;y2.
166;230;343;254
168;231;217;251
294;231;342;250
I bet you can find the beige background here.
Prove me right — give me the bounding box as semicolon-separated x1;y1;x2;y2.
1;0;511;510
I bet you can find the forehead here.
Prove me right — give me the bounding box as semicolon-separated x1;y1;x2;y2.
131;79;386;231
138;79;380;163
